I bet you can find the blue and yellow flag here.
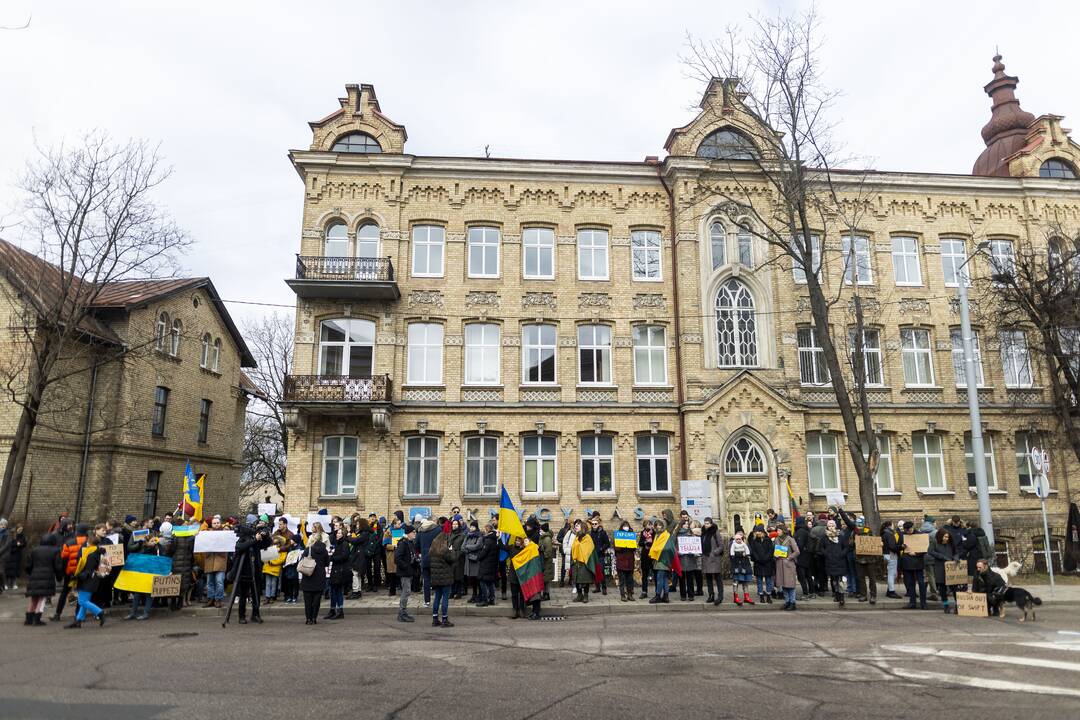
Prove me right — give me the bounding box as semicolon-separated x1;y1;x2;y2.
114;554;173;594
498;486;526;561
179;462;204;522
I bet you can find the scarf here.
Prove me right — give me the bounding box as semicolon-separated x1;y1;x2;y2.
826;528;839;543
730;538;749;556
702;526;717;555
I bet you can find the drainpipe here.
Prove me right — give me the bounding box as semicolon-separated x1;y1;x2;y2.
74;363;99;522
657;163;690;488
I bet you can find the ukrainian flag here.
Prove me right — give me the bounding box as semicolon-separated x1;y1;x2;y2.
114;554;173;594
179;462;204;522
498;486;525;539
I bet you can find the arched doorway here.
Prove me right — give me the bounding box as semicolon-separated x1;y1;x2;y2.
719;430;775;533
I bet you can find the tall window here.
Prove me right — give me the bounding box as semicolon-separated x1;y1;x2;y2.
710;222;726;269
989;239;1016;280
319;319;375;377
900;328;935;387
356;222;380;259
737;225;754;268
404;436;439;497
152;386;169;437
965;433;998;490
324;222;348;258
200;333;212;368
1000;329;1033;388
1015;431;1039;491
633;325;667;385
467;226;500;278
725;437;765;475
631;230;662;280
464;323;500;385
807;432;840;492
322;436;359;497
169;319;182;356
577;229;609;280
522;227;555;279
849;329;883;386
411;225;445;277
212;338;221;372
407;323;443;384
197;399;211;444
578;325;612;384
580;435;614;494
797;327;829;385
841;235;872;285
891;236;922;285
636;435;670;493
523;324;556;384
874;436;894;493
950;328;984;387
464;436;498;497
792;234;821;283
331;132;381;153
715;279;758;367
940;238;969;287
523;435;556;495
155;313;169;351
143;471;161;519
913;432;947;491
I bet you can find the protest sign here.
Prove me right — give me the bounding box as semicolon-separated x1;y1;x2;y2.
260;546;281;563
944;560;969;586
106;533;121;545
903;533;929;554
825;491;845;507
193;530;237;553
774;544;789;559
391;528;405;547
614;530;637;549
855;535;883;556
151;575;182;597
104;543;125;566
284;550;302;566
132;529;150;540
955;591;988;617
258;503;277;517
306;513;332;532
677;535;702;555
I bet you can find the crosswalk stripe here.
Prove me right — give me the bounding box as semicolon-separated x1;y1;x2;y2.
891;667;1080;699
883;644;1080;673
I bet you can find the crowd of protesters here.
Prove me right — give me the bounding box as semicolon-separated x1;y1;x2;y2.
2;503;1004;629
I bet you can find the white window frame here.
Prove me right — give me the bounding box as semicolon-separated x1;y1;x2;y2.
322;435;359;497
170;319;182;356
464;435;499;497
200;333;212;368
797;327;830;386
324;222;349;258
807;432;840;493
874;435;894;493
522;324;557;385
355;222;381;260
404;435;440;498
710;222;726;270
523;435;557;496
580;435;615;495
411;225;445;278
900;328;935;387
989;238;1016;280
849;329;884;387
522;227;555;280
940;238;969;288
1015;431;1038;491
913;432;947;492
792;234;822;284
212;338;221;372
636;435;671;494
965;433;999;491
577;229;609;281
724;437;766;475
842;235;873;285
737;225;754;268
318;318;376;378
631;230;662;281
633;325;667;385
891;236;922;286
406;323;444;385
155;313;169;351
951;328;985;388
464;323;500;386
1000;329;1033;388
577;324;613;385
467;226;500;278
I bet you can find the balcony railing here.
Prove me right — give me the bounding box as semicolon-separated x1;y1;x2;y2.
283;374;392;403
295;255;395;281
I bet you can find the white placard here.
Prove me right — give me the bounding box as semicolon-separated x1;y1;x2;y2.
306;513;333;532
258;503;278;517
193;530;237;553
106;533;121;545
825;491;846;507
677;535;703;555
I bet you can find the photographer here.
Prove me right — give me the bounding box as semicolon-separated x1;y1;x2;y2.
230;523;272;625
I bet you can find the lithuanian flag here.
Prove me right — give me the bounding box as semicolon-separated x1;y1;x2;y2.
511;542;545;602
648;529;683;577
114;554;173;594
570;532;604;584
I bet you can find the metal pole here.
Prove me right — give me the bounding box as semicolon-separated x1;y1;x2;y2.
957;268;995;546
1041;493;1056;598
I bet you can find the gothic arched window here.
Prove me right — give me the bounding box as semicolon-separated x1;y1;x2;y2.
725;437;766;475
715;279;758;367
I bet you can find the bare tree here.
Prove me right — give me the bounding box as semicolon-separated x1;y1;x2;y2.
682;7;883;527
0;132;189;518
239;312;293;499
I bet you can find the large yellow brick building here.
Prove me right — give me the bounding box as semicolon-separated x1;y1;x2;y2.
282;57;1080;571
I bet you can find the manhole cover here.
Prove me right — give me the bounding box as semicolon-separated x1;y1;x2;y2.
159;632;199;639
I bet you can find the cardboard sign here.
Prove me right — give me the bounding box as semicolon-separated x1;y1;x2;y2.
614;530;637;549
903;533;929;554
944;560;969;586
104;543;125;567
855;535;883;556
825;491;846;507
955;591;988;617
258;503;278;516
677;535;702;555
193;530;237;553
151;574;182;597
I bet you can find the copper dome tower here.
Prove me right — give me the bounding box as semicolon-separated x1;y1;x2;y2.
972;54;1036;177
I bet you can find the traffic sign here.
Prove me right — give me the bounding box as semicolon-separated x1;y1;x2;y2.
1030;447;1046;474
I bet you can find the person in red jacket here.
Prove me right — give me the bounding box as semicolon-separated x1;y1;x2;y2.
51;524;88;621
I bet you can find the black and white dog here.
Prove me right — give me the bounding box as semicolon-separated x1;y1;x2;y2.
997;587;1043;622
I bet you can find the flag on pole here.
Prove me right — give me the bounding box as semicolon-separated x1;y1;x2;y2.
648;529;683;577
786;478;800;522
498;486;525;561
511;542;545;602
178;462;204;521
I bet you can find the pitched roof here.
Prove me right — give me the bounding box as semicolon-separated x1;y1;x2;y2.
239;370;268;400
91;278;204;308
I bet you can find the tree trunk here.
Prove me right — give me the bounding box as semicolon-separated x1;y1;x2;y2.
0;399;41;519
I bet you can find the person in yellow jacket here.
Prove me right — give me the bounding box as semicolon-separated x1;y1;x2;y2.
262;536;288;605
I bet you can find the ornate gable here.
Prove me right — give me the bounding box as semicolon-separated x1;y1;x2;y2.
309;84;408;154
663;77;776;159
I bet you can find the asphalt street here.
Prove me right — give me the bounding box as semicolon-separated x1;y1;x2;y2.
1;603;1079;719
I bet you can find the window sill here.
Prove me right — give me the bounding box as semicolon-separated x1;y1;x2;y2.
577;277;610;282
462;494;500;502
632;277;664;283
902;385;943;391
522;276;555;282
876;491;903;497
637;492;675;499
968;489;1007;496
200;366;222;377
633;384;674;391
580;492;618;500
577;384;617;390
155;350;181;364
809;491;847;498
1005;385;1041;391
318;495;357;502
519;384;560;390
1020;488;1058;496
151;435;167;441
402;495;442;503
916;489;955;496
522;494;559;501
462;384;504;389
402;384;446;390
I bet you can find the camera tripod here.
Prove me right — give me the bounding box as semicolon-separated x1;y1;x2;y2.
222;546;262;628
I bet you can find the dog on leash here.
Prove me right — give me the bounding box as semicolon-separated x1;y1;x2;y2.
996;587;1042;622
991;560;1021;586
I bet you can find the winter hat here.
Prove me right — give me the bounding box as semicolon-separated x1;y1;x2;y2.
259;514;269;522
856;516;865;527
818;512;830;521
124;515;137;524
159;522;174;537
245;514;258;525
923;514;935;523
394;510;405;522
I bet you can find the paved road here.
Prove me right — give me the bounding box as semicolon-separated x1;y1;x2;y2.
1;603;1079;719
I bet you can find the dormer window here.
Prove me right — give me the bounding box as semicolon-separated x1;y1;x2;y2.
697;128;758;160
331;132;382;153
1040;158;1077;179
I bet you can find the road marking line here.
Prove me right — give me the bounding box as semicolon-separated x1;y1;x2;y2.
883;644;1080;672
1018;642;1080;652
892;667;1080;699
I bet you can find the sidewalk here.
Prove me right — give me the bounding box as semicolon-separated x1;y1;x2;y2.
2;583;1074;620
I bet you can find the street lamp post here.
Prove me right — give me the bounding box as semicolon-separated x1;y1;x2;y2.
958;245;994;546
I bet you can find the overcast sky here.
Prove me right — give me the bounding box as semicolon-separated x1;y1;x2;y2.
2;0;1078;326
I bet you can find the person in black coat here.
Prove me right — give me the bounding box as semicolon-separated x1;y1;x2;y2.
898;521;928;609
299;537;330;625
5;523;27;591
230;525;272;624
821;520;850;606
168;532;196;611
24;534;63;626
394;527;417;622
347;518;371;599
793;516;815;599
748;526;776;603
326;528;351;620
588;515;611;595
476;525;500;606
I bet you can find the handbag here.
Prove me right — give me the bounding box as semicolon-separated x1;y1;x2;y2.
297;551;317;577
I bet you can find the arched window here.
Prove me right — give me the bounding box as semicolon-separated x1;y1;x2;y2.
710;222;726;269
169;319;182;356
725;437;766;475
697;128;759;160
324;222;348;258
200;333;212;368
212;338;222;372
715;279;757;367
356;222;380;259
319;319;375;377
1039;158;1077;179
331;132;382;153
155;312;169;351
